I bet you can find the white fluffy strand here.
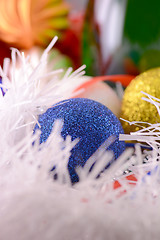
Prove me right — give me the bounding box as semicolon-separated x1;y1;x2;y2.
0;40;160;240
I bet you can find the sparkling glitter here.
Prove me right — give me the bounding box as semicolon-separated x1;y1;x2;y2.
34;98;125;183
121;68;160;133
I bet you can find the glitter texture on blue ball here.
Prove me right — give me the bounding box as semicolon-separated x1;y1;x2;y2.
0;78;5;96
34;98;125;183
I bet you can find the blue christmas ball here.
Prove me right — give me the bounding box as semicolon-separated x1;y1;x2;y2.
34;98;125;183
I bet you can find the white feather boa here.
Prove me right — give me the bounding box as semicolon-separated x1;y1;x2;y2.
0;37;160;240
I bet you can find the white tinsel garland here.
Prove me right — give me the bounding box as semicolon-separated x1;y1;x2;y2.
0;37;160;240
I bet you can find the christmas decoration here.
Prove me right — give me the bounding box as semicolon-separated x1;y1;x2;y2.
0;38;160;240
121;68;160;133
34;98;125;183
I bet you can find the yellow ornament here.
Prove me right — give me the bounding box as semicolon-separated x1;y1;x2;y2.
121;68;160;133
0;0;69;49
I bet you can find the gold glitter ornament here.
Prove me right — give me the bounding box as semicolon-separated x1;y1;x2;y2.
121;68;160;133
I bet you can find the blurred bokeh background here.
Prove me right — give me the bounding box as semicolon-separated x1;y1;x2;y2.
1;0;160;78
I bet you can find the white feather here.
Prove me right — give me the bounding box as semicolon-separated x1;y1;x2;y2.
0;39;160;240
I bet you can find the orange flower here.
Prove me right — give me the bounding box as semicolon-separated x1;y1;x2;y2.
0;0;69;49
